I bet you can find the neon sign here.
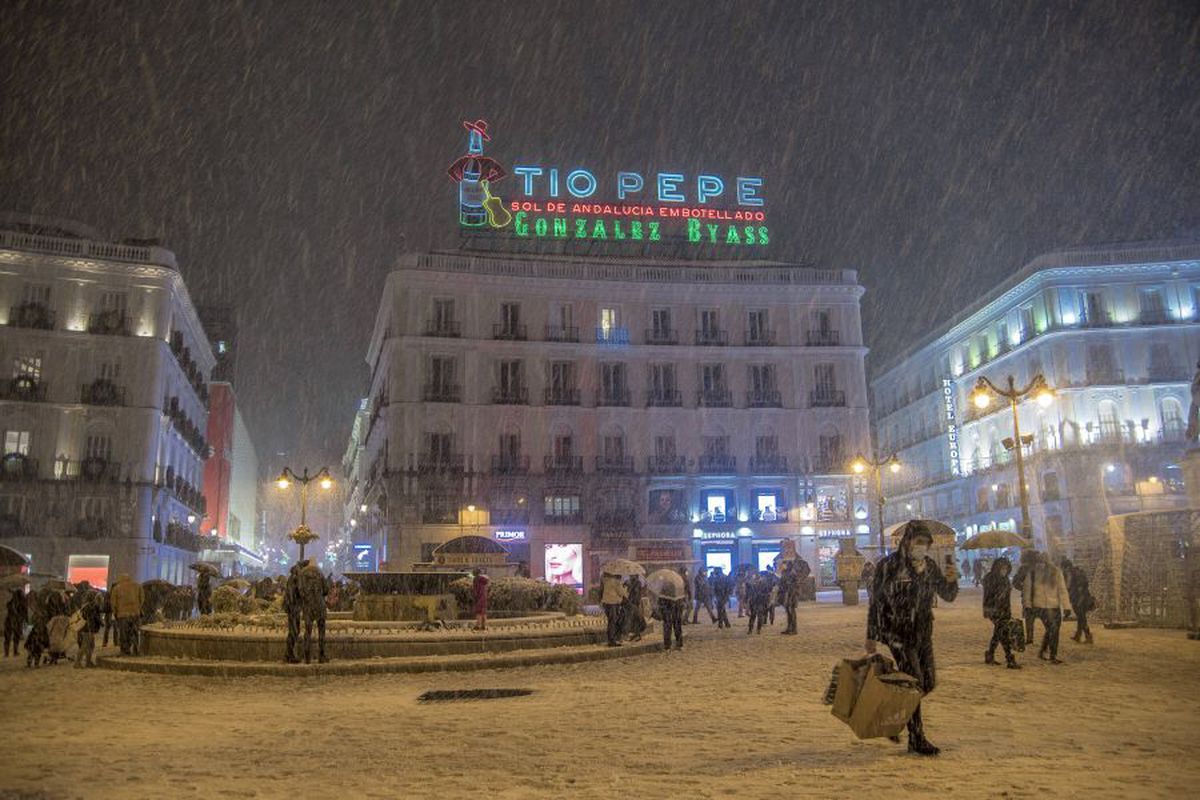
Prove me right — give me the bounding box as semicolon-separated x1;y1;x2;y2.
449;119;769;247
943;378;961;476
494;529;527;542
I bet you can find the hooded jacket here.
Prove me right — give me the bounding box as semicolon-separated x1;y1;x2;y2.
866;522;958;645
982;559;1013;620
600;574;628;606
1021;560;1072;613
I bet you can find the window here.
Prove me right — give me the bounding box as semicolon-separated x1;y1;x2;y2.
85;434;112;461
12;354;42;380
1018;306;1034;341
812;309;832;333
1162;398;1186;439
3;430;30;456
701;364;725;392
976;486;990;511
750;364;776;393
817;430;842;468
755;491;783;521
553;434;574;462
98;361;120;381
498;360;523;393
747;309;769;342
1097;400;1120;442
500;302;521;333
599;363;627;401
702;435;729;457
429;356;455;389
545;495;581;520
814;364;838;400
550;361;575;391
100;291;127;313
650;363;676;395
1042;471;1061;501
651;308;672;337
602;434;625;463
1148;343;1174;381
755;435;779;459
1084;290;1107;325
1086;344;1117;382
654;435;676;459
216;341;228;355
433;299;456;328
701;489;734;521
699;309;720;336
426;432;453;460
555;303;573;329
24;284;51;305
1139;288;1166;322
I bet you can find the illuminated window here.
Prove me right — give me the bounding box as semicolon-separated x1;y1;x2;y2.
216;341;228;354
12;354;42;380
3;430;30;456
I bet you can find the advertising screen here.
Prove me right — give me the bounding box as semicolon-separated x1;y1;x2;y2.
352;544;376;572
647;489;688;524
544;543;583;592
67;554;110;590
704;549;733;575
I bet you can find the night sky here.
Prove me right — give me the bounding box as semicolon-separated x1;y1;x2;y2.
2;0;1197;468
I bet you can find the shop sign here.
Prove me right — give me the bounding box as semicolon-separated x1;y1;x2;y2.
634;543;691;562
693;529;736;541
817;527;855;538
448;119;768;248
943;378;961;476
494;529;527;542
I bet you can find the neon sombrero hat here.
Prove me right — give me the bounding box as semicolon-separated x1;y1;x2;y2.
463;119;491;141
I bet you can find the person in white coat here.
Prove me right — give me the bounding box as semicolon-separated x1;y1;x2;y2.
1020;551;1073;664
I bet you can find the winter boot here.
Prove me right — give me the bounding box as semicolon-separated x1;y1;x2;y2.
984;649;997;665
1006;656;1022;669
908;737;940;756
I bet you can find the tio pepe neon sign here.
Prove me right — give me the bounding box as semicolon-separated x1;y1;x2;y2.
448;119;769;247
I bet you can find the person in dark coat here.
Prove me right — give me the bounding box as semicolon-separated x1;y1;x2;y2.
297;561;330;664
5;587;28;657
623;576;646;641
709;567;733;629
860;560;876;602
746;571;772;634
972;559;984;587
24;613;49;667
1061;558;1094;644
866;520;959;756
282;561;303;663
1012;549;1038;646
471;568;490;631
658;587;685;650
982;558;1020;669
692;568;714;624
778;560;802;635
196;571;213;616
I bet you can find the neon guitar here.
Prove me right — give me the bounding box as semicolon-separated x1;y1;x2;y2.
481;180;513;229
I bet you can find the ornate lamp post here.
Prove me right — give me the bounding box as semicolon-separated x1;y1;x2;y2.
275;466;333;561
851;453;901;554
969;374;1055;543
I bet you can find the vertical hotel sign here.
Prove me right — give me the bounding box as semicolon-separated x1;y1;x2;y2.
942;378;961;476
447;118;769;248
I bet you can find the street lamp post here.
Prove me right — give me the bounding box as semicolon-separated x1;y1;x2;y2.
275;466;334;561
851;453;901;554
969;374;1055;544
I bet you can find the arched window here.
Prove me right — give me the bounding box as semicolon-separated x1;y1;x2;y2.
599;424;627;469
1161;397;1185;440
817;424;841;471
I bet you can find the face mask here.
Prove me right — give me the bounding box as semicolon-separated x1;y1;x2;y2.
908;544;930;561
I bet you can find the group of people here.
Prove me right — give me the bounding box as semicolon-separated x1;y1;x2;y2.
3;576;137;668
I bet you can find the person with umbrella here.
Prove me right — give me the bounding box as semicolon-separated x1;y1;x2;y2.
982;557;1021;669
600;571;628;647
865;520;959;756
647;569;686;650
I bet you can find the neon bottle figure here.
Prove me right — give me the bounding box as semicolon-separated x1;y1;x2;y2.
459;128;487;227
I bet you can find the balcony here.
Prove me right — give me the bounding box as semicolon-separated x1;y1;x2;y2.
493;323;527;341
596;327;630;345
543;455;584;475
746;389;782;408
491;386;529;405
544;510;584;526
1;376;48;403
593;509;637;540
810;389;846;408
490;455;530;475
0;454;38;481
745;329;776;346
1147;365;1190;383
697;388;733;408
491;508;531;525
80;379;126;406
544;387;581;406
423;320;461;338
544;325;580;343
1138;308;1171;326
86;310;130;336
644;328;679;345
1081;312;1112;329
806;329;840;346
749;455;789;474
753;508;789;523
698;453;736;474
646;390;682;407
646;455;686;474
418;454;465;473
7;302;55;330
595;388;631;407
595;455;634;474
422;383;462;403
695;329;729;346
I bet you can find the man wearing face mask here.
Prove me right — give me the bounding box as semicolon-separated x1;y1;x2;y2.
865;520;959;756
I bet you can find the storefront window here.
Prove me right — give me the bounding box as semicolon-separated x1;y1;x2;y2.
753;490;783;521
704;547;733;574
755;547;780;572
701;489;735;522
814;480;849;521
648;488;688;524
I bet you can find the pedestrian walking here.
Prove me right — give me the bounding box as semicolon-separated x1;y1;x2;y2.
735;566;750;618
866;520;959;756
4;586;27;657
982;558;1021;669
1021;552;1072;664
1012;549;1038;646
1060;558;1094;645
471;568;490;631
778;560;801;635
601;572;628;647
710;567;733;629
860;559;876;602
108;574;144;656
972;559;984;587
692;567;714;624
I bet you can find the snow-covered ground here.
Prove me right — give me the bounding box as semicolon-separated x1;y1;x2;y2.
2;588;1198;799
